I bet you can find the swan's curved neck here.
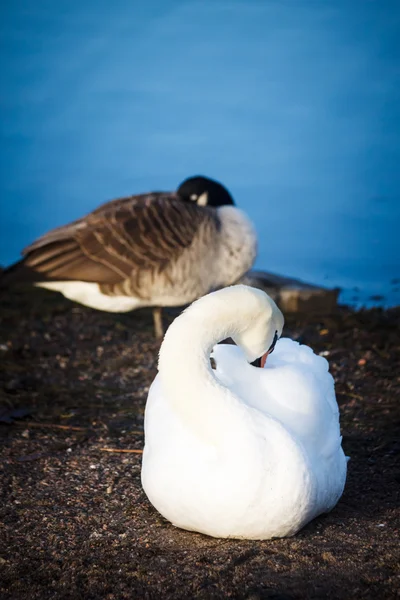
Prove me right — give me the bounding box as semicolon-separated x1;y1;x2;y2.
158;291;263;445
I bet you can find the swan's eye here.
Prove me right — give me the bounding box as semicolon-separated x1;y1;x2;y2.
268;330;278;354
190;194;198;201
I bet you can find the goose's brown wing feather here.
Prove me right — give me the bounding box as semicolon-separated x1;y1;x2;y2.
5;193;219;285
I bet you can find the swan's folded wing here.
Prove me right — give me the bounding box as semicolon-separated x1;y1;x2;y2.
317;377;344;459
3;195;220;285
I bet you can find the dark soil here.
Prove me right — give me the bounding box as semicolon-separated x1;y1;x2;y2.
0;287;399;600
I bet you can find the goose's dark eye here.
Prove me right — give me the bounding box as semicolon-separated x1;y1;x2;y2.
268;331;278;354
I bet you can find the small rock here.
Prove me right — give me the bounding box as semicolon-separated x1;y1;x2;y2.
90;531;102;539
321;551;336;563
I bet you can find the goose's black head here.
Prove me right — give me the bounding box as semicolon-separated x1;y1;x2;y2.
177;176;235;208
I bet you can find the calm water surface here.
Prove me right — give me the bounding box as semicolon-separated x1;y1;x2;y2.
1;0;399;307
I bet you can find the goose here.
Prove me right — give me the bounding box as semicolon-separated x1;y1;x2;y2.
141;285;347;539
0;176;257;337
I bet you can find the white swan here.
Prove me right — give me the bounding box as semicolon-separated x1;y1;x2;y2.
141;285;347;539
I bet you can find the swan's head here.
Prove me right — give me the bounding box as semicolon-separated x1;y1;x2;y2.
229;286;284;367
173;285;284;367
159;285;283;376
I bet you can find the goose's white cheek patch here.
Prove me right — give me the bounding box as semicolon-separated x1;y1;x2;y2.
197;192;208;206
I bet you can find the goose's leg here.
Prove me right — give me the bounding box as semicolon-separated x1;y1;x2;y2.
152;307;164;339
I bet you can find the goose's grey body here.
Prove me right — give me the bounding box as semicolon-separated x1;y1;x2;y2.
1;177;257;336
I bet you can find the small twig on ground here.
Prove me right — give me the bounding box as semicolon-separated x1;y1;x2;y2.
13;421;88;431
345;392;363;401
100;447;143;454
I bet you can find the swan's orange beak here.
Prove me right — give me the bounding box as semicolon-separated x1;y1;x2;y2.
251;351;269;368
260;351;268;368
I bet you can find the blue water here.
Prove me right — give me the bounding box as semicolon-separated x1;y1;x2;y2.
1;0;399;307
